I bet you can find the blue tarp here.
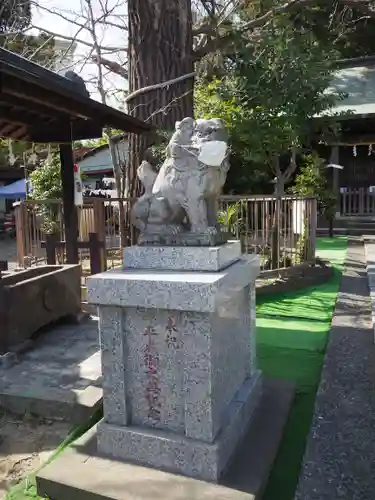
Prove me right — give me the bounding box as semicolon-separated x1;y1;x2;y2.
0;179;27;199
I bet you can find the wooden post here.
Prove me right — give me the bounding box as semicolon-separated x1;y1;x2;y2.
45;234;57;265
14;203;25;267
330;145;340;217
88;232;102;275
0;260;8;353
308;198;317;259
0;279;7;354
59;143;78;264
93;198;107;272
0;260;8;276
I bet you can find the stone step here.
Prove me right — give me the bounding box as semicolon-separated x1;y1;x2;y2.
0;316;102;424
36;379;295;500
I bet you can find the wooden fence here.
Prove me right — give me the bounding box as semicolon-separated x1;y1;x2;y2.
218;195;317;269
14;197;134;273
340;188;375;216
14;195;317;275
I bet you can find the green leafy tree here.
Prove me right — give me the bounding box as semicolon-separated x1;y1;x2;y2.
29;155;62;200
0;0;31;34
195;82;272;194
29;155;62;234
0;138;30;168
217;202;242;236
82;132;124;150
291;0;375;59
204;15;340;193
0;0;55;66
0;2;59;170
195;14;341;267
290;153;337;237
4;32;56;66
97;0;375;204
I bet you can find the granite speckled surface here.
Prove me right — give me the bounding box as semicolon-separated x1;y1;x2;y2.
36;379;295;500
90;248;261;481
123;241;242;271
209;284;254;439
295;238;375;500
98;306;127;426
97;371;262;482
87;255;260;312
122;307;185;434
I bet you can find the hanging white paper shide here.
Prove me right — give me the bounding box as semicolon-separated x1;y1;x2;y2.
74;163;84;206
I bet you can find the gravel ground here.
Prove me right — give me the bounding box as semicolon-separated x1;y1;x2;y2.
0;410;71;499
295;238;375;500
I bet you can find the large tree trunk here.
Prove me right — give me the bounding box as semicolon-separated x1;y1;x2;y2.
126;0;194;202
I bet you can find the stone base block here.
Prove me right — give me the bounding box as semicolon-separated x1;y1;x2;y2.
36;379;295;500
138;230;229;247
123;241;242;271
98;371;262;482
88;256;259;312
88;253;261;482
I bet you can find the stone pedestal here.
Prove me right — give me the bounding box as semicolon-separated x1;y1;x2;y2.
87;241;261;482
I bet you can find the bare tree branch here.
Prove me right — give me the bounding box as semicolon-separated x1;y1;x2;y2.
31;2;90;32
92;55;128;78
30;24;122;52
145;89;194;122
78;0;128;237
31;0;127;31
28;34;55;61
125;72;196;103
339;0;375;17
193;0;375;58
97;19;128;30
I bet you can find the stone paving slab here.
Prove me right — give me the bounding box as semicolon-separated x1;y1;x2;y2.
0;316;102;423
0;239;18;270
295;238;375;500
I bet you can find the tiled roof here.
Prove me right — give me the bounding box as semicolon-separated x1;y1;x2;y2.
322;65;375;118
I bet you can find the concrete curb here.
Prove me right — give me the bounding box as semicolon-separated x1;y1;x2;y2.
363;236;375;343
257;264;333;297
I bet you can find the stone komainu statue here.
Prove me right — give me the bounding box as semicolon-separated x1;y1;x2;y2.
131;118;230;244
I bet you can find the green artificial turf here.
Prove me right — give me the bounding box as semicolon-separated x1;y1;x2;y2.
259;236;348;500
257;316;329;352
6;236;348;500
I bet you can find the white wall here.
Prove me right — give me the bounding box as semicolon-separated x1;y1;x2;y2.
79;149;113;173
78;139;128;175
83;177;100;191
53;39;77;73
